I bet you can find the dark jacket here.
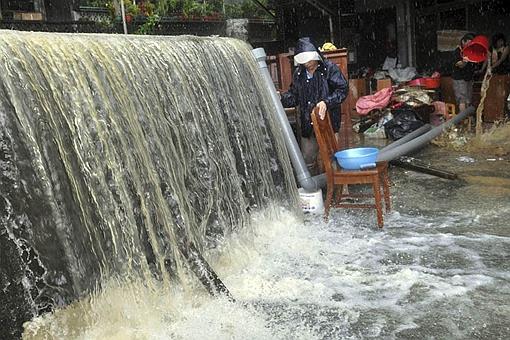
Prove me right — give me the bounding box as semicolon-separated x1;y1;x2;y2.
281;60;348;137
452;47;477;81
492;47;510;75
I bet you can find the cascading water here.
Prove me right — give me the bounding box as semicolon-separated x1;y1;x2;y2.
0;31;298;339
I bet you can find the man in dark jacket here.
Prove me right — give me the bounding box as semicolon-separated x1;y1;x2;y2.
452;33;477;113
281;37;348;174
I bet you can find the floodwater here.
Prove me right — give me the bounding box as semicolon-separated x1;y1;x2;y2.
23;145;510;339
3;30;508;340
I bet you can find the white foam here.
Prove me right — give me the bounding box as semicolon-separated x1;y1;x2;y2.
23;205;508;339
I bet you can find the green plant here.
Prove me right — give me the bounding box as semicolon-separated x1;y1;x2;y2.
80;0;111;7
158;0;213;17
125;0;140;16
136;14;160;34
182;0;201;18
225;3;242;19
207;0;223;13
240;0;271;19
144;1;156;16
155;0;171;16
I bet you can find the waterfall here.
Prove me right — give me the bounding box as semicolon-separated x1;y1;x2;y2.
0;31;298;338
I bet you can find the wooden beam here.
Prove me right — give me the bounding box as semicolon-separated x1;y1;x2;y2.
304;0;335;16
251;0;276;18
274;0;335;16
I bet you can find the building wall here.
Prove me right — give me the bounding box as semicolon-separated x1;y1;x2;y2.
44;0;75;22
277;0;405;75
0;0;74;21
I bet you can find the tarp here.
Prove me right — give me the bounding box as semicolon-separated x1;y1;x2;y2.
355;87;393;115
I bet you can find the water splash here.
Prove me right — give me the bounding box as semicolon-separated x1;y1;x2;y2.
433;122;510;156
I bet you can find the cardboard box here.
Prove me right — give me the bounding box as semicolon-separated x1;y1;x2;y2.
437;30;468;52
20;12;44;21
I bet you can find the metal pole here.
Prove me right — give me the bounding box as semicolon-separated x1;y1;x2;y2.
329;15;334;44
120;0;128;35
337;9;342;47
406;0;414;67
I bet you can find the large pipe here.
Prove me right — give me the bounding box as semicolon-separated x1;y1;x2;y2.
377;106;475;162
379;124;432;153
252;47;324;191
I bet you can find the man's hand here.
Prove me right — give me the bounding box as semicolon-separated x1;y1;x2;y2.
316;101;327;120
456;57;470;67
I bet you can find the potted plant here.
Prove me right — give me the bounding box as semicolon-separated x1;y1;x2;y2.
143;1;156;16
125;1;140;23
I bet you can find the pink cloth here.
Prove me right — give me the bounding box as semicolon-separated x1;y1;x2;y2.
355;87;393;115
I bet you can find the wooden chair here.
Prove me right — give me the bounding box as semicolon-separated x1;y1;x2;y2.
445;103;456;120
311;108;391;227
444;103;474;131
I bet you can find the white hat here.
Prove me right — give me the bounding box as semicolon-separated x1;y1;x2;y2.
294;51;320;65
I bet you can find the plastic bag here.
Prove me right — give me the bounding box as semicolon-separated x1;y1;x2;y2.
384;106;425;140
364;123;386;139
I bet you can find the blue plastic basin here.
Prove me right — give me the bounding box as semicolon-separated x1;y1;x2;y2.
334;147;379;170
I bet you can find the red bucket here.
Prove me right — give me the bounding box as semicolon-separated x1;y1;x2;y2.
462;35;489;63
423;77;441;89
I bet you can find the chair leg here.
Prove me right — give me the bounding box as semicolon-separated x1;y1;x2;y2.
372;175;384;228
381;166;391;212
334;185;343;204
324;182;334;222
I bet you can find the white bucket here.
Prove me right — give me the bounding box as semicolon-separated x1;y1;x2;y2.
298;188;324;214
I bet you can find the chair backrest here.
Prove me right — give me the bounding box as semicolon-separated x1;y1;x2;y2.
311;107;340;175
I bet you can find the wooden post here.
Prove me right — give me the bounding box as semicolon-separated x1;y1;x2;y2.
323;49;351;149
276;53;292;91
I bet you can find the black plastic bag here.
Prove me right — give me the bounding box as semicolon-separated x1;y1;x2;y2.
384;106;425;141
